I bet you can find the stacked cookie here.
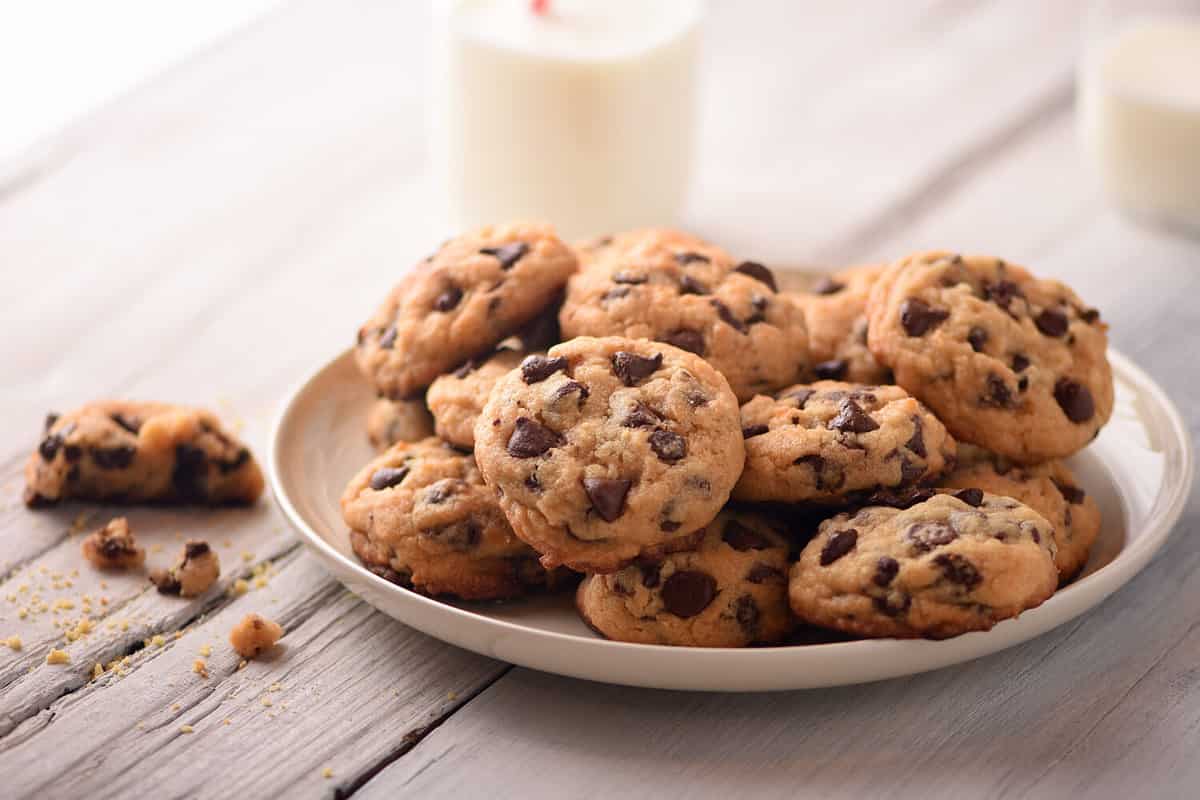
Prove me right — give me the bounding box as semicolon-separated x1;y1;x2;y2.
345;227;1112;644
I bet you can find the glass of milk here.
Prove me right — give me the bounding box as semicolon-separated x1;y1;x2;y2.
430;0;704;241
1078;0;1200;236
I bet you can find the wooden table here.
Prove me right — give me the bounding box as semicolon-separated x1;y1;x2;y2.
2;2;1197;797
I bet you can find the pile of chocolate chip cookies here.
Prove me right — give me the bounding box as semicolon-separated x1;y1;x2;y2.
345;223;1112;645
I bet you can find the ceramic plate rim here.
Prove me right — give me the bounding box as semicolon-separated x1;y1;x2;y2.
269;346;1193;691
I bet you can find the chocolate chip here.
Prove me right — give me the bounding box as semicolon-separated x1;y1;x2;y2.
810;276;845;295
111;413;141;435
686;476;711;493
612;271;646;284
781;388;814;408
829;399;879;434
820;529;858;565
746;295;769;325
866;487;936;509
507;418;562;458
734;594;760;635
434;286;463;312
742;424;769;438
1018;376;1030;392
1080;307;1101;324
38;434;62;462
424;520;480;551
520;355;567;384
1052;478;1086;504
641;562;662;588
171;444;207;500
660;570;716;617
93;446;136;470
601;287;630;303
379;326;397;349
369;465;410;490
583;477;631;522
659;520;680;532
674;252;710;266
685;391;710;408
722;520;772;551
368;565;412;587
735;261;778;292
814;359;848;380
551;381;589;404
934;553;982;588
150;570;182;595
794;454;826;490
1011;354;1031;372
479;242;529;270
649;430;686;463
184;541;210;559
899;456;925;484
954;488;984;507
1035;308;1069;337
905;415;926;457
1054;378;1095;423
967;326;988;352
524;473;541;493
873;556;900;587
900;299;950;336
874;592;912;617
44;413;59;432
906;521;958;553
985;280;1023;311
611;351;663;386
678;275;710;295
424;479;460;504
982;373;1014;408
661;328;705;355
711;299;747;333
217;448;250;474
747;562;785;584
621;402;660;428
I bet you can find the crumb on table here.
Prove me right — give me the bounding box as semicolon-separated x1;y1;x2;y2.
229;613;283;659
81;517;146;571
45;648;70;665
150;540;220;597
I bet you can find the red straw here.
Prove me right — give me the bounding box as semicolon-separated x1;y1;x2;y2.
531;0;550;15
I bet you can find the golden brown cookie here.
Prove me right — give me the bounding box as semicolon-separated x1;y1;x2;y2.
366;396;436;451
789;264;892;383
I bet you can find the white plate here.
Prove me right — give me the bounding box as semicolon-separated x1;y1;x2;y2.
270;347;1193;692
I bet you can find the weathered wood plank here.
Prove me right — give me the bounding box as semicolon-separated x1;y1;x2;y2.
0;552;508;799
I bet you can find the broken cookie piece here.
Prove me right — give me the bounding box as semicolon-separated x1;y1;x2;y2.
150;540;220;597
229;613;283;658
24;401;264;508
81;517;146;571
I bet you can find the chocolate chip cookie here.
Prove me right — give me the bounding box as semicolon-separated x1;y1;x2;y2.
941;445;1100;583
355;222;577;399
558;228;810;402
790;264;892;384
789;490;1057;639
342;438;571;600
24;402;263;507
866;251;1113;462
473;336;745;573
734;381;956;504
575;509;794;647
427;349;525;449
366;397;436;451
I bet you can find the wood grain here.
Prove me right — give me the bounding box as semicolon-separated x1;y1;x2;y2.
1;0;1196;797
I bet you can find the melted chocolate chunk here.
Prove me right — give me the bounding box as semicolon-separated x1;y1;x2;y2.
611;351;663;386
1035;308;1069;337
873;556;900;587
734;594;760;635
583;477;631;522
661;328;705;356
905;415;926;457
601;287;631;303
722;520;773;551
814;359;848;380
111;413;141;435
934;553;982;588
171;444;208;500
1080;307;1101;324
551;381;589;404
520;355;568;384
782;388;815;408
1011;353;1031;372
710;299;747;333
794;454;826;490
368;565;412;587
660;570;716;617
612;271;646;285
217;448;251;474
985;280;1023;312
649;429;687;463
38;434;62;462
479;242;529;270
678;275;710;295
621;402;660;429
742;424;769;438
93;446;136;470
967;326;988;352
433;285;463;312
829;399;879;434
867;487;936;509
506;418;562;458
953;488;984;507
424;520;480;551
900;299;950;337
982;374;1014;408
906;521;958;553
820;529;858;565
641;561;662;588
44;413;60;432
874;592;912;617
735;261;778;292
747;562;785;584
1052;478;1086;504
1054;378;1095;423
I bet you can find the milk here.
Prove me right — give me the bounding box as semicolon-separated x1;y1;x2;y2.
431;0;703;240
1079;18;1200;234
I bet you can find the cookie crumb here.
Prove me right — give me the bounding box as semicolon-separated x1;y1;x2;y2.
322;768;334;779
46;648;70;665
150;540;220;597
80;517;146;571
4;635;22;651
447;691;458;701
149;634;166;648
180;724;194;734
92;663;103;680
192;659;209;679
230;579;250;597
198;644;212;657
229;613;283;659
260;696;273;707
